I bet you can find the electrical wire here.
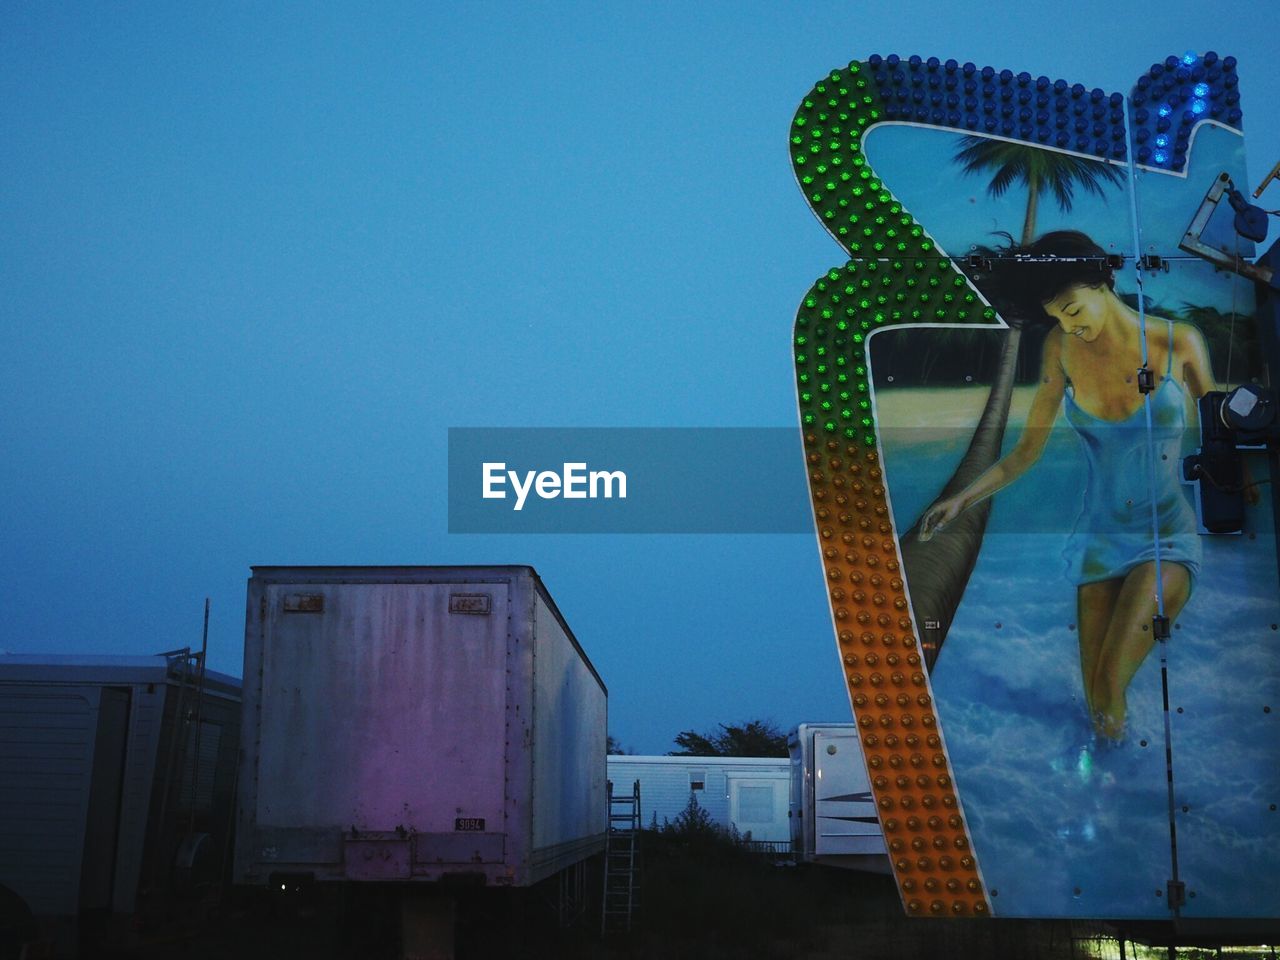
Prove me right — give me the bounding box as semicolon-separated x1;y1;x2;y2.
1186;462;1271;495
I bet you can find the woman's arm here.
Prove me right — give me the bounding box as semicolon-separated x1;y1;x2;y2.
918;329;1067;541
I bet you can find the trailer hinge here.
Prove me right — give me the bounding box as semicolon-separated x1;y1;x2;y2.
1141;254;1171;272
1167;879;1186;910
1137;366;1156;394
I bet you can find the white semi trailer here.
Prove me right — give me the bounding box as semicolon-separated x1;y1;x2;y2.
234;566;607;892
789;723;889;873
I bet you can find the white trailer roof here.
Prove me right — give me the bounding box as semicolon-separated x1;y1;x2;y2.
0;653;241;694
610;754;789;767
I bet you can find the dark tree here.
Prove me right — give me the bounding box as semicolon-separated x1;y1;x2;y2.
606;735;630;755
668;719;788;758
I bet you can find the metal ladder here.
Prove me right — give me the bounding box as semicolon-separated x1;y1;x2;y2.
601;778;640;934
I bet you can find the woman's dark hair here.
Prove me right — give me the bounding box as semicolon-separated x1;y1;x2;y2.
965;230;1116;328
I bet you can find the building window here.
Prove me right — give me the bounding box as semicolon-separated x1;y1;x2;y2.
738;785;775;823
689;770;706;791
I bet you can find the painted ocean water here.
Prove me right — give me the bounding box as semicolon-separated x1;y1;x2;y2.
876;387;1280;919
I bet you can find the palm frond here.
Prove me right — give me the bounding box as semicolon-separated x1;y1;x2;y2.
950;134;1126;212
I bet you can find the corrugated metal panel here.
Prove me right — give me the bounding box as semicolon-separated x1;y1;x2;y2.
529;589;606;877
0;689;97;916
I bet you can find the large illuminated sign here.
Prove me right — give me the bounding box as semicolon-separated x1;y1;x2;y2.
793;52;1277;920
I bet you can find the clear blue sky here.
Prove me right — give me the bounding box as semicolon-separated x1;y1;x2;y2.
2;2;1277;753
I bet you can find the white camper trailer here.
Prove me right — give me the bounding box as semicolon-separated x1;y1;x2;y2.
789;723;889;872
606;755;790;846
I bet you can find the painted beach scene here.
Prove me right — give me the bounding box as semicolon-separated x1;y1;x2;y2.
862;121;1280;918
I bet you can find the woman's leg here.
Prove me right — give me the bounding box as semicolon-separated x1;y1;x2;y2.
1077;579;1123;719
1090;561;1192;739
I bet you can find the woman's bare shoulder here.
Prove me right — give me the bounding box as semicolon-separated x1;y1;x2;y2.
1039;326;1067;380
1042;325;1065;352
1167;319;1209;355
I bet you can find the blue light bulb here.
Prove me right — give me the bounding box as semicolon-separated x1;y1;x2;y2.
1191;98;1207;115
1155;134;1169;147
1182;51;1197;66
1153;150;1169;163
1158;104;1172;117
1193;82;1209;97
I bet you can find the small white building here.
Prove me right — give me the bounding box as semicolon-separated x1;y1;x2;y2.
606;755;790;844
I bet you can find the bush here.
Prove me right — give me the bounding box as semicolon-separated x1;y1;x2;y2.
650;793;743;860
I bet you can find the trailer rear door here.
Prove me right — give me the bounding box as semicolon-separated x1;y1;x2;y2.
256;582;509;848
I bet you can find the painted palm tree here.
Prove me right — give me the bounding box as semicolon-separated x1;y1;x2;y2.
953;137;1127;246
900;137;1125;671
